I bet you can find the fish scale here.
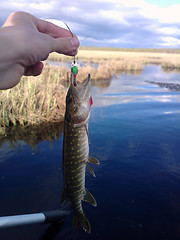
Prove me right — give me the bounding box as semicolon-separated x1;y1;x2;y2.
63;121;88;200
61;72;99;234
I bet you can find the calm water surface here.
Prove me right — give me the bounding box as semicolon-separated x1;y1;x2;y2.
0;65;180;240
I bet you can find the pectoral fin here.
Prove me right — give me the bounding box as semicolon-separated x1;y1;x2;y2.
88;156;100;164
83;188;97;207
83;161;95;177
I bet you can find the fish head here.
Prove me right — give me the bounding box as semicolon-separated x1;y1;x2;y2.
65;74;93;124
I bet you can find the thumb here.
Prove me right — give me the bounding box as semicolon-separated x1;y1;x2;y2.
51;36;79;56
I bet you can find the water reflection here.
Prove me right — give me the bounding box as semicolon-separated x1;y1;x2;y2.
0;121;64;148
91;78;111;89
0;65;180;239
1;65;180;146
146;81;180;91
92;65;180;107
47;60;99;69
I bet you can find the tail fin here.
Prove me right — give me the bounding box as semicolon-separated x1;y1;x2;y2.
72;212;91;234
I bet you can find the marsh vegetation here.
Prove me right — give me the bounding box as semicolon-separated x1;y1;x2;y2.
0;48;180;139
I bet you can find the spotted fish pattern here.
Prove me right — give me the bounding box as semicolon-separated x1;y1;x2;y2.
61;74;99;234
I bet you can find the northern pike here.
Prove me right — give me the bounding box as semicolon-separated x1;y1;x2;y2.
61;73;99;234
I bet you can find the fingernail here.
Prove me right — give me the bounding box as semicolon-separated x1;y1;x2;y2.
70;37;79;49
73;49;78;56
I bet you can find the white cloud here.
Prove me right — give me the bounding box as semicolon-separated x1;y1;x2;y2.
30;2;54;10
1;0;180;48
99;9;129;25
157;27;180;36
160;37;180;47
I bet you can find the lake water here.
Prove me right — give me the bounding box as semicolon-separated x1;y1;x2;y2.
0;65;180;240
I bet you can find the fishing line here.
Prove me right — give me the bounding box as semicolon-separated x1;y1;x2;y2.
64;22;89;62
64;22;90;87
64;22;76;63
64;22;79;86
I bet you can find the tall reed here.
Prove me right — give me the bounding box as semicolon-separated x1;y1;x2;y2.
1;49;180;136
0;64;67;130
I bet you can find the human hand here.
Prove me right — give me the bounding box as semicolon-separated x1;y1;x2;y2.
0;11;79;90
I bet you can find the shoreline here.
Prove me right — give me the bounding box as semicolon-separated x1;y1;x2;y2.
1;49;180;138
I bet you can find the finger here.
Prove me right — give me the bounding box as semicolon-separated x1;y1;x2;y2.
50;36;79;55
2;11;34;28
64;49;78;57
24;62;44;76
34;17;75;38
3;12;77;39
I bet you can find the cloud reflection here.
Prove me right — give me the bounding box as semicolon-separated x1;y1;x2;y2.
92;65;180;107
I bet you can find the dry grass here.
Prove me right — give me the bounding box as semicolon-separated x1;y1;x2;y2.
1;49;180;137
0;64;67;133
49;50;180;79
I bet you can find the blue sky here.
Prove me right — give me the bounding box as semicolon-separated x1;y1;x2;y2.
1;0;180;48
145;0;179;8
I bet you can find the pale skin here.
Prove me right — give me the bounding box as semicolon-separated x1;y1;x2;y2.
0;11;79;90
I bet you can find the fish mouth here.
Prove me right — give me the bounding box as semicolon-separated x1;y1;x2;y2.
78;74;91;98
67;74;91;124
71;74;91;99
